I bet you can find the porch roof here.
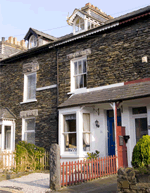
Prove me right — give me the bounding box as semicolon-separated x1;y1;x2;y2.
58;81;150;108
0;108;16;119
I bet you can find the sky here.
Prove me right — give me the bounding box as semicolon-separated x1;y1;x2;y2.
0;0;150;42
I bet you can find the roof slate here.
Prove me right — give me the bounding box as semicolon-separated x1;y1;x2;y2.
24;28;58;41
59;81;150;108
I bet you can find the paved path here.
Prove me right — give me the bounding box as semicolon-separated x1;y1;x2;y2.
0;173;50;193
0;173;117;193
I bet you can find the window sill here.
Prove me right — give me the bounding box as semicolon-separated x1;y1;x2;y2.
68;87;87;95
20;99;37;104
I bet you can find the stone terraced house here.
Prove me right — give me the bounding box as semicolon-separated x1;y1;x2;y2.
0;3;150;167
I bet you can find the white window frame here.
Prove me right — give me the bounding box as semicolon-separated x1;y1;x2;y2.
63;114;77;153
23;72;37;103
59;107;83;158
71;56;87;93
22;117;35;144
82;113;91;152
132;106;148;144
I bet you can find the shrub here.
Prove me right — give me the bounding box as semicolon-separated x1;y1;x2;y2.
15;141;45;172
132;135;150;168
87;150;100;160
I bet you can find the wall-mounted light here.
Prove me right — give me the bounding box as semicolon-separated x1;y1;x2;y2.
95;120;100;128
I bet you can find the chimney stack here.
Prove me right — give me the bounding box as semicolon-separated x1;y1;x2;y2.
2;37;5;42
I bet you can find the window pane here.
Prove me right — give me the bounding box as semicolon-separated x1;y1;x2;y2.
84;74;87;87
4;126;11;149
64;133;77;152
135;118;148;142
83;113;90;131
88;22;90;30
75;76;78;89
83;133;90;151
25;119;35;131
83;60;86;73
78;61;82;73
132;107;147;114
74;62;77;75
64;118;76;132
79;75;83;88
25;132;35;144
27;74;36;100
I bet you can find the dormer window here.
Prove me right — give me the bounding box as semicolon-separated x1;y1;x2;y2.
75;18;85;33
29;35;37;49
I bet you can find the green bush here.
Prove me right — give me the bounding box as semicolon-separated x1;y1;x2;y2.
87;150;100;160
132;135;150;168
15;141;45;172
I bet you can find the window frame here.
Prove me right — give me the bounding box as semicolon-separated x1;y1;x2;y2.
22;117;35;145
63;114;77;153
23;72;37;103
29;35;37;49
82;113;91;152
71;56;87;93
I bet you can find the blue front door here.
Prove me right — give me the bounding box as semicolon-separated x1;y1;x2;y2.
107;110;121;156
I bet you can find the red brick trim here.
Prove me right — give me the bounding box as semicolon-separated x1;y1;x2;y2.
124;78;150;85
119;12;150;25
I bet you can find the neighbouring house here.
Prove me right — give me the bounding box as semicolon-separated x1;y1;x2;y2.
0;36;27;61
0;3;150;167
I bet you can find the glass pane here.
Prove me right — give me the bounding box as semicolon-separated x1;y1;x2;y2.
84;74;87;87
83;133;90;151
4;126;11;149
112;123;115;142
83;60;86;73
135;118;148;142
78;61;82;73
25;119;35;131
132;107;147;114
107;109;121;118
88;22;90;30
64;133;77;152
80;23;84;30
25;132;35;144
75;76;78;89
83;113;90;131
27;74;36;100
79;75;83;88
64;118;76;132
74;62;77;75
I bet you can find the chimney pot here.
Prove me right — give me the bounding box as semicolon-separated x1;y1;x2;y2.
13;37;17;45
2;37;5;42
8;36;13;44
86;3;91;7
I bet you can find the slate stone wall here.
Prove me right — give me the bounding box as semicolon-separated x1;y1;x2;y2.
118;167;150;193
58;16;150;105
0;50;58;150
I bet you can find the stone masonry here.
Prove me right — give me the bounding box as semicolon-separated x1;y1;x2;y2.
58;16;150;105
0;50;58;150
0;11;150;151
118;167;150;193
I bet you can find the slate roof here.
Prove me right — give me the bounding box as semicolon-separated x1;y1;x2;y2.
1;6;150;64
24;28;58;41
59;81;150;108
0;108;16;119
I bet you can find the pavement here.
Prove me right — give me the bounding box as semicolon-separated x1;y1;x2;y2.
0;173;117;193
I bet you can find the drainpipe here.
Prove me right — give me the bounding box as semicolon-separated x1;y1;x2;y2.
52;44;59;144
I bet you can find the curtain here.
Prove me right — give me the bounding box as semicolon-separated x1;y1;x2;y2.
83;113;90;151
